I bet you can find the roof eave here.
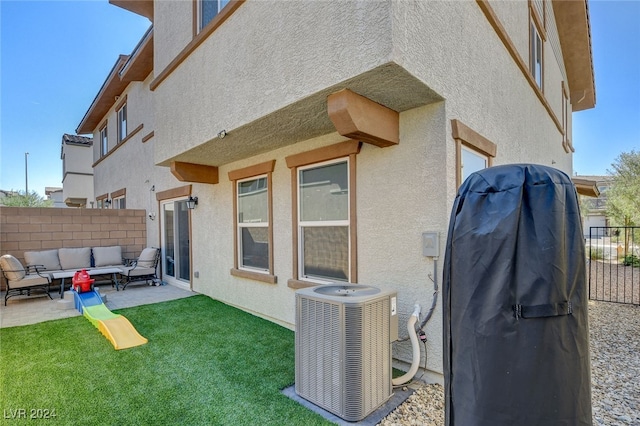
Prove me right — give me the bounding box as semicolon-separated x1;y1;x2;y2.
76;55;130;134
119;27;154;83
552;0;596;111
109;0;153;21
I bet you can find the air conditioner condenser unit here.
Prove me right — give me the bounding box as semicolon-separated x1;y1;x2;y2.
295;284;398;422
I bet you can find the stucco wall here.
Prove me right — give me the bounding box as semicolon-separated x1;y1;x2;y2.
62;143;94;204
187;101;449;374
153;0;393;165
391;0;573;175
154;0;193;72
89;0;587;380
92;74;177;249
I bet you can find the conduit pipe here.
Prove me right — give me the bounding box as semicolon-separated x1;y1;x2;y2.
392;304;421;386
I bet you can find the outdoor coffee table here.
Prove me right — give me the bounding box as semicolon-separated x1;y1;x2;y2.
50;267;124;298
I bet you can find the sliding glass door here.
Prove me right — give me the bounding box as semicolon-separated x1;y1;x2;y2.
161;199;191;288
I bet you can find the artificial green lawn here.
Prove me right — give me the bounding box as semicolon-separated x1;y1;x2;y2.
0;295;332;425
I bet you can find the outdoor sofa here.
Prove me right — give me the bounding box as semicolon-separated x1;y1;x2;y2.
0;247;160;303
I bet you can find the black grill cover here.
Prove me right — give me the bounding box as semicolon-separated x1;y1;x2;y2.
443;164;592;425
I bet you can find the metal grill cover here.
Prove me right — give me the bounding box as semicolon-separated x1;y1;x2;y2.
443;164;592;425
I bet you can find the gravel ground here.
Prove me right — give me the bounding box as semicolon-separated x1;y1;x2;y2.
378;300;640;426
588;261;640;305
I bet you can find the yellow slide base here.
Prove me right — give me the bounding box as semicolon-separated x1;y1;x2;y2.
97;316;148;350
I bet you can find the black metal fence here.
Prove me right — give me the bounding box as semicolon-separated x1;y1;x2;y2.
587;226;640;305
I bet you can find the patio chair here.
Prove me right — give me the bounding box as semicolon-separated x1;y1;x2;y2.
0;254;52;305
119;248;161;290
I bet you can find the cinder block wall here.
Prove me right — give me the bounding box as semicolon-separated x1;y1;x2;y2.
0;207;147;284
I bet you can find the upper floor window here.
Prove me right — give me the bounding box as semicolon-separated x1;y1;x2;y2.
100;124;108;157
117;103;127;142
561;82;573;153
530;21;543;90
199;0;230;31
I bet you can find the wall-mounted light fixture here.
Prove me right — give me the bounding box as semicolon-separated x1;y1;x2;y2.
186;196;198;210
217;129;227;139
105;199;112;207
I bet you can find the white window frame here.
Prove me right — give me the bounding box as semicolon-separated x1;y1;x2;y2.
461;145;489;184
198;0;230;32
117;103;127;142
113;196;126;209
237;175;270;273
530;21;543;90
297;157;351;284
100;125;108;157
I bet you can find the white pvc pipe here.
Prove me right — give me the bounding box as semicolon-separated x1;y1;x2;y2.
392;305;421;386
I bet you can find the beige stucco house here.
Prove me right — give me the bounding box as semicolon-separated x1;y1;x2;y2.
76;0;595;382
60;134;94;207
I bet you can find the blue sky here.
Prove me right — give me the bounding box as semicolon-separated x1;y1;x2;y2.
1;1;639;197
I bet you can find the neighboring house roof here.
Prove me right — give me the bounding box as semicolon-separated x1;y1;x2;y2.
61;133;93;159
62;134;93;145
76;25;153;134
45;187;63;195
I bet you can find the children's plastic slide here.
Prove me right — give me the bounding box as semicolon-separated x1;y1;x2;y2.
74;290;148;350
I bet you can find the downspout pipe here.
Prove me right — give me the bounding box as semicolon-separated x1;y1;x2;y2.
392;304;421;386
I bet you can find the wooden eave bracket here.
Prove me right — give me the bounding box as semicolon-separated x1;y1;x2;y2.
572;178;600;198
327;89;399;148
170;161;219;184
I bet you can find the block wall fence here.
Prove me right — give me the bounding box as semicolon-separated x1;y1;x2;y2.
0;207;147;290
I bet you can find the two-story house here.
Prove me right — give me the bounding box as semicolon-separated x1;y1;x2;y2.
60;134;94;207
77;0;595;381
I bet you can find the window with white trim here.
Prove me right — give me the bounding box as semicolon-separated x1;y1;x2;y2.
117;103;127;142
237;176;269;272
461;146;489;184
297;158;350;283
113;196;126;209
100;125;108;157
530;21;543;90
199;0;230;31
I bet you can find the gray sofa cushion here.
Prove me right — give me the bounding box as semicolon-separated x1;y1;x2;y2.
58;247;92;270
24;249;62;271
92;246;123;267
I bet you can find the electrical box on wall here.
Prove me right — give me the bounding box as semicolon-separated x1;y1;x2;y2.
422;232;440;257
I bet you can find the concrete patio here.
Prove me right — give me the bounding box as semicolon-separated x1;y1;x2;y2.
0;283;195;328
